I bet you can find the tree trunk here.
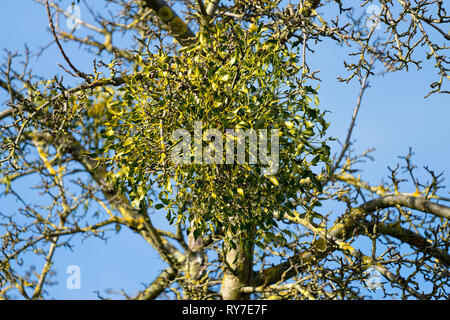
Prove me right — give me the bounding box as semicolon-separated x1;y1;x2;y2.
183;230;207;299
220;237;253;300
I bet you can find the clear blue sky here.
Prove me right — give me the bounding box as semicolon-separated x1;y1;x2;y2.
0;1;449;299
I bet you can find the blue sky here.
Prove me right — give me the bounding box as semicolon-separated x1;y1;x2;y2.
0;1;449;299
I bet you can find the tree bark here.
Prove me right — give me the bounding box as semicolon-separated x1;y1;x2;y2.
221;237;253;300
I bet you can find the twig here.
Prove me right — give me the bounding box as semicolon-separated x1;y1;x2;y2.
331;58;375;175
44;0;91;82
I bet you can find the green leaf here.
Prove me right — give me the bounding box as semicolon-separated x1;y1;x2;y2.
269;176;279;186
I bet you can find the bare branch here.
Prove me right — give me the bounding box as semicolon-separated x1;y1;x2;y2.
44;0;91;82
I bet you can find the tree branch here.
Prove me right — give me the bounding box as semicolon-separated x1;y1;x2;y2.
362;221;450;267
252;194;450;287
140;0;196;46
44;0;91;82
134;267;177;300
360;194;450;220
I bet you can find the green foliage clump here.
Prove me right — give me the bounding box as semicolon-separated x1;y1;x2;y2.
100;22;331;242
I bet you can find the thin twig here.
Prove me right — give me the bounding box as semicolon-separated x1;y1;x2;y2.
44;0;91;82
331;58;376;175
